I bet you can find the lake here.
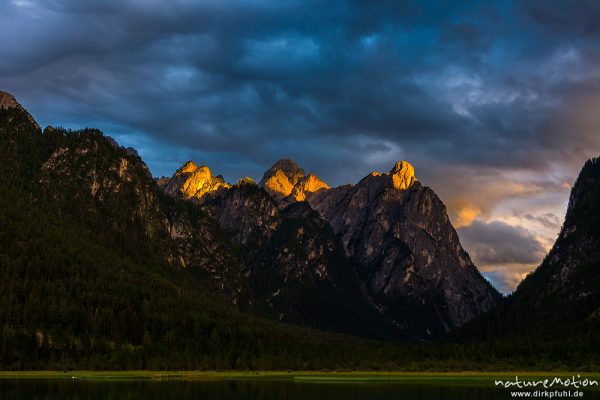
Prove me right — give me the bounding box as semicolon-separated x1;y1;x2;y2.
0;378;565;400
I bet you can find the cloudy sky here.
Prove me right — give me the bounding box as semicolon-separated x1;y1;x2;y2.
2;0;600;292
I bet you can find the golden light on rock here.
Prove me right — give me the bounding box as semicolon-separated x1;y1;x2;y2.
167;160;231;200
290;174;330;201
263;169;297;197
389;161;417;190
179;160;201;174
260;159;330;201
366;160;417;190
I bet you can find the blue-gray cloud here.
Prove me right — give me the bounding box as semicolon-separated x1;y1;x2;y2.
1;0;599;291
2;0;599;181
459;220;546;266
458;220;548;291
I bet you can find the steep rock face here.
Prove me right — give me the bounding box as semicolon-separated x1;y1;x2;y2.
164;199;249;304
249;202;400;339
203;180;399;338
161;161;230;201
37;127;169;242
205;179;281;248
309;161;500;338
259;159;329;203
34;128;250;305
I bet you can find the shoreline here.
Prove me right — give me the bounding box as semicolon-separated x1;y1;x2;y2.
1;371;599;386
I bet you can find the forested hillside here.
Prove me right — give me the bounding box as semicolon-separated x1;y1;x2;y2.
2;93;600;371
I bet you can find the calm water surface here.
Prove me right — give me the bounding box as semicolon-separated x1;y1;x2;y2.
0;379;597;400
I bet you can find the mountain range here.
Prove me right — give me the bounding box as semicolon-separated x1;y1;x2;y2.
154;136;500;340
1;89;599;370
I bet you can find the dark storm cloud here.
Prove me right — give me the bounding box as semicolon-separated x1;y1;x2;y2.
458;220;548;292
2;0;600;291
458;220;546;266
2;0;597;178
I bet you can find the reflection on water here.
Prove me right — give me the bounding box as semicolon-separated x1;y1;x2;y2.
0;379;597;400
0;379;494;400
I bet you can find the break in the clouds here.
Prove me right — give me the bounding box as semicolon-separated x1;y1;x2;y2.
2;0;600;291
458;220;547;292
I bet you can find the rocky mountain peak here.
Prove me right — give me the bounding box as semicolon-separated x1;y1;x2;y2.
259;158;329;201
308;160;499;337
163;160;231;200
267;158;304;181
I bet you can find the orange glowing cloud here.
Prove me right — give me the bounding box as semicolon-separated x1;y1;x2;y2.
452;205;481;228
